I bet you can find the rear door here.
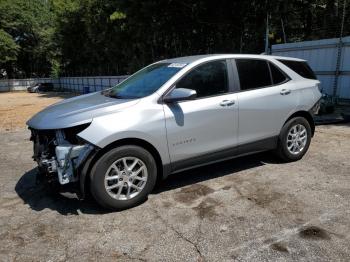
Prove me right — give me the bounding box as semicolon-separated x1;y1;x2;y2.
234;58;300;146
163;59;239;171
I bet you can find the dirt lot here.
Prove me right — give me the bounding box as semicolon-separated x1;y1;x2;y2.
0;92;74;132
0;92;349;261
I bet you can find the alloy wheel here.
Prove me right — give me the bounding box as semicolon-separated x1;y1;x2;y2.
286;124;308;155
104;157;148;200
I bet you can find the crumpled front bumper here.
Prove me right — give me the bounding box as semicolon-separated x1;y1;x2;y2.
52;144;94;184
31;128;95;185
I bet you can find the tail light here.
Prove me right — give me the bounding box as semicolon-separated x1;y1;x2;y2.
316;82;322;92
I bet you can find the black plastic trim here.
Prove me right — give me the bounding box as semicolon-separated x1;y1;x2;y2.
170;136;278;174
78;148;99;199
309;98;321;116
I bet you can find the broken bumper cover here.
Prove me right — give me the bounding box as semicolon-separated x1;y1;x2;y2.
30;125;96;186
57;144;94;184
40;143;94;185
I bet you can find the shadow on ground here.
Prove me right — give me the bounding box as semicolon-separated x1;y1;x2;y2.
15;168;105;215
15;152;278;215
154;152;278;193
333;122;350;127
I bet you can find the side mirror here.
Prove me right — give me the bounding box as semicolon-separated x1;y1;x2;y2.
163;88;197;103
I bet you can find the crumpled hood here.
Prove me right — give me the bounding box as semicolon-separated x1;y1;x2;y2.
27;92;139;130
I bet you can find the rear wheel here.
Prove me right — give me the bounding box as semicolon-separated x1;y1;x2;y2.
276;117;312;162
90;145;157;210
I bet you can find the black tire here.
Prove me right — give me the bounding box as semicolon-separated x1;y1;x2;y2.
90;145;157;210
275;117;312;162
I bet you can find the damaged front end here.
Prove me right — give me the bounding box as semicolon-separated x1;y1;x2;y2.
30;124;95;186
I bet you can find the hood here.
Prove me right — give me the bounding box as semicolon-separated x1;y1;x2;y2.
27;92;139;130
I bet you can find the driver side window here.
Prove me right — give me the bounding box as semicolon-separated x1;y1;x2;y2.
176;60;228;98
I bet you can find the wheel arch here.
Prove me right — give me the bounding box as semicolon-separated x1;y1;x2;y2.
79;138;168;199
284;111;315;136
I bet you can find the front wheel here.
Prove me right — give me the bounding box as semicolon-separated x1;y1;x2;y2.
90;145;157;210
275;117;312;162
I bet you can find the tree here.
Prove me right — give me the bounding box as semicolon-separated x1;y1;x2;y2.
0;29;18;63
1;0;349;78
0;0;56;77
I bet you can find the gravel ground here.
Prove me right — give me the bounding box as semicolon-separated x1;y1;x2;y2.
0;92;349;261
0;92;73;132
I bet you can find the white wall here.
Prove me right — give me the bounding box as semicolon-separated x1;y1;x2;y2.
58;76;128;92
0;76;128;92
0;78;58;92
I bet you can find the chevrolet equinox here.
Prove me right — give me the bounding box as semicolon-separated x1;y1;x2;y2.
27;54;321;210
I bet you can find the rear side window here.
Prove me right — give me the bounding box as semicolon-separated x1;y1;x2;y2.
176;60;228;98
269;62;288;84
236;59;272;90
277;59;317;80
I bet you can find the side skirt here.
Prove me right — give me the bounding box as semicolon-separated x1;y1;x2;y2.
170;136;278;175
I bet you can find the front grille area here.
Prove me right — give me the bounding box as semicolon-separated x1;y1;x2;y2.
30;129;57;161
29;124;91;183
29;128;58;182
29;123;90;160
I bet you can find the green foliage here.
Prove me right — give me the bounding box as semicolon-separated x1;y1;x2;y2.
0;29;18;64
0;0;349;78
50;58;61;78
110;11;126;21
0;0;55;77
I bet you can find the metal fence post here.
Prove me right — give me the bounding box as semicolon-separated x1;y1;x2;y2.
58;77;61;91
332;0;346;103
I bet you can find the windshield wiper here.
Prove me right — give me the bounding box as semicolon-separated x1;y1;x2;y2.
104;91;138;99
108;94;125;99
102;90;121;99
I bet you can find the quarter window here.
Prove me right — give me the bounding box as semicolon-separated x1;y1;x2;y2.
277;59;317;80
236;59;272;90
269;62;288;84
176;60;228;98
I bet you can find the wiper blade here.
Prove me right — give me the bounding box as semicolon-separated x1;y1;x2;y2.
102;89;139;99
102;91;121;99
111;95;125;99
106;93;138;99
101;90;112;96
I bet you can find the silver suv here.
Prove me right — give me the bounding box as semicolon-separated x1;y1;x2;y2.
27;54;321;210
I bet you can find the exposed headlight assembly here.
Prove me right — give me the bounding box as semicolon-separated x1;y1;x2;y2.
55;144;94;184
53;124;93;184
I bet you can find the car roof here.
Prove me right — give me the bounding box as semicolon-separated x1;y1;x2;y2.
160;54;305;64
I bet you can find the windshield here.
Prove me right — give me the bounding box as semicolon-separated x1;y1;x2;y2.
107;62;187;99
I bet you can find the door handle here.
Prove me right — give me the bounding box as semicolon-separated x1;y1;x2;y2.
220;100;235;107
280;89;291;95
